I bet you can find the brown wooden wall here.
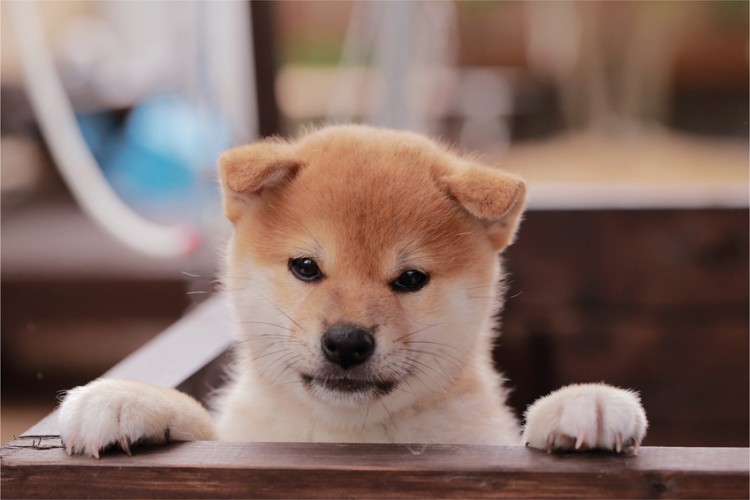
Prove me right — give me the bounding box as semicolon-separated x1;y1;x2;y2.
497;208;749;447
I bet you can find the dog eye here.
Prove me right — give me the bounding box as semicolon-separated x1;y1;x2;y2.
391;269;429;293
289;257;324;282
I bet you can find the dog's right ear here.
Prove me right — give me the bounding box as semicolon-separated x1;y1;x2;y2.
435;163;526;251
218;140;303;222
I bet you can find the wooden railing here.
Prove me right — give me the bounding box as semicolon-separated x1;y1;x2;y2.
3;296;748;499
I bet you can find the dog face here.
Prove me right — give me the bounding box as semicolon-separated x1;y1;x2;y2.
220;126;525;417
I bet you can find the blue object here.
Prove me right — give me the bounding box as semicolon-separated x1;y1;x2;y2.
77;93;231;223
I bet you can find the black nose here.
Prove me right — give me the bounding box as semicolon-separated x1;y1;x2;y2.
321;324;375;369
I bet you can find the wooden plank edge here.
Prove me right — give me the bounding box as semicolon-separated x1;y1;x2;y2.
101;294;234;387
2;439;748;499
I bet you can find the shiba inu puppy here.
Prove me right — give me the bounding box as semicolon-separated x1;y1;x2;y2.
59;125;647;458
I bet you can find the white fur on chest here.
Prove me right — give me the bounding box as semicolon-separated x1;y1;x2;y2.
214;363;520;446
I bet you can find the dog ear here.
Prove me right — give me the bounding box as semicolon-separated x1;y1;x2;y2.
218;140;303;221
436;164;526;250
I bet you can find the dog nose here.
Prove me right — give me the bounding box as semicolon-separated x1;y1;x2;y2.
321;324;375;369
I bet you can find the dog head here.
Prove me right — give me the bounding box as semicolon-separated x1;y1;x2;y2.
219;125;525;419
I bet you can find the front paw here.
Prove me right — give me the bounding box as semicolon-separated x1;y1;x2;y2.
522;383;647;455
59;379;214;458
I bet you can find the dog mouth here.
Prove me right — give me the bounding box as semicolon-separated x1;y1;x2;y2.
300;374;396;397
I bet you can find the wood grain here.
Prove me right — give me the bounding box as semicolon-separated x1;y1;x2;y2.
2;438;748;499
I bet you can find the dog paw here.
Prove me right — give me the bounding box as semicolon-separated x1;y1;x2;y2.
522;383;647;455
59;379;215;458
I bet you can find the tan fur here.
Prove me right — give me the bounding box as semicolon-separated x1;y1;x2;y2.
223;126;520;269
58;124;647;457
216;125;523;443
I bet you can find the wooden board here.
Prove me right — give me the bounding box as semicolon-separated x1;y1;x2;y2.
2;437;748;499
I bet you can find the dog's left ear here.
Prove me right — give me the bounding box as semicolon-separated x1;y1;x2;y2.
436;164;526;251
218;140;304;222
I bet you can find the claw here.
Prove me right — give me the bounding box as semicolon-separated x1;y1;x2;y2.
90;444;100;460
615;432;623;453
546;433;555;454
575;431;586;450
622;436;641;456
632;439;641;456
119;437;132;456
65;442;74;456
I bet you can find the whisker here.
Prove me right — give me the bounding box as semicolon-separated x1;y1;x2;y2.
236;336;301;346
403;339;461;352
403;355;448;380
261;297;307;333
380;401;397;429
216;287;250;293
385;362;417;397
258;353;293;382
239;321;295;332
263;352;301;384
286;215;323;252
405;365;436;393
360;405;370;435
251;349;292;363
402;348;463;371
271;355;304;385
393;323;445;343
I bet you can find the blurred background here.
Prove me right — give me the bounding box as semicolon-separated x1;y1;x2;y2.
1;1;747;447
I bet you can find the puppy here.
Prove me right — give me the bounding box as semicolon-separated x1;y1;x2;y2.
59;125;647;458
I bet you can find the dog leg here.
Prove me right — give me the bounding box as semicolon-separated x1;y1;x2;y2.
59;378;216;458
521;383;647;455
